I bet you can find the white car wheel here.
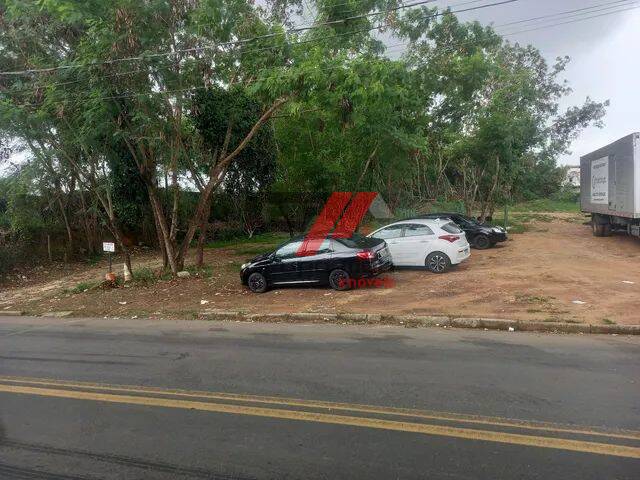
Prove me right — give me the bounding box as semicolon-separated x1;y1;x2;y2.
426;252;451;274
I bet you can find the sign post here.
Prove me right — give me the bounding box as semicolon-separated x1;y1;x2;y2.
102;242;115;277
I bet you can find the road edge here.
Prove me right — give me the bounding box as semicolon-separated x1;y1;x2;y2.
194;311;639;335
16;309;637;335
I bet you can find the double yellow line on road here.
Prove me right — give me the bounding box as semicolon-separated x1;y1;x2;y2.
0;376;638;459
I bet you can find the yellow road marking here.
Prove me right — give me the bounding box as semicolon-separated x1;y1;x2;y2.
0;383;638;459
0;375;638;441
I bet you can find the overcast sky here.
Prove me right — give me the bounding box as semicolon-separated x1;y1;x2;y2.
439;0;640;165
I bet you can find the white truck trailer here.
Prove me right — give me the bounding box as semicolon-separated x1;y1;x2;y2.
580;133;640;237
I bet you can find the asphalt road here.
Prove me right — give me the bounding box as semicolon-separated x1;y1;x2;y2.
0;315;638;479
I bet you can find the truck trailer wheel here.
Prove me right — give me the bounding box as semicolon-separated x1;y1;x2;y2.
592;221;611;237
592;214;612;237
592;222;604;237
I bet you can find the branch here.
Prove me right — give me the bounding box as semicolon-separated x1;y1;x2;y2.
356;142;379;190
218;96;289;172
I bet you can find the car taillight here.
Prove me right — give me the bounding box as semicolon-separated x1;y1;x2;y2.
356;250;375;261
439;235;460;243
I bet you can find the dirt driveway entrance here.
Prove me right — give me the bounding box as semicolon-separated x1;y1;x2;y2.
2;214;639;325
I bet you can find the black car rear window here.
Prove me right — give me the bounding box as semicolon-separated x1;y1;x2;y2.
441;222;463;234
335;233;381;249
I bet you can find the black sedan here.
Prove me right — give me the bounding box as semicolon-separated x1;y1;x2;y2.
416;213;508;249
240;234;392;293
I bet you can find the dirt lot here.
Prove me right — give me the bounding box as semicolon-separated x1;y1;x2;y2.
1;213;639;325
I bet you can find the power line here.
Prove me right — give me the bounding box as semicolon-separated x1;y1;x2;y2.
3;0;638;107
0;0;518;76
500;2;639;35
499;0;636;27
2;1;477;95
0;0;440;76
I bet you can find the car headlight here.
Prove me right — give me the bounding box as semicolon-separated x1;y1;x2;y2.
241;262;250;270
493;227;504;233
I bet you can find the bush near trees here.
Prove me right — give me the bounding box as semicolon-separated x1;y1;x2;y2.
0;0;606;276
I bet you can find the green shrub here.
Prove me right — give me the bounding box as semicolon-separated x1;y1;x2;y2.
132;267;157;285
69;280;101;294
0;245;18;278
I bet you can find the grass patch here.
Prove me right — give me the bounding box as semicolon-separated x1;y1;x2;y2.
234;245;275;256
206;232;290;249
509;199;580;213
67;280;101;294
602;318;616;325
222;261;243;272
132;265;214;284
85;253;103;266
185;264;214;278
515;294;554;304
132;267;158;286
507;223;527;234
543;317;582;324
511;213;555;223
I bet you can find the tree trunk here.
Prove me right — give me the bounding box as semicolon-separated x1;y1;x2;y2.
479;156;500;223
279;205;295;237
122;247;133;278
153;212;168;270
78;188;95;254
196;200;212;268
147;186;180;274
57;196;73;258
47;235;52;262
175;97;289;270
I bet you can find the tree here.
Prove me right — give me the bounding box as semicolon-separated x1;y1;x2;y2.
1;0;291;273
190;86;277;261
396;11;607;216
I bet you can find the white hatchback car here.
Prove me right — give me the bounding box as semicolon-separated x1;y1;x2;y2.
368;219;471;273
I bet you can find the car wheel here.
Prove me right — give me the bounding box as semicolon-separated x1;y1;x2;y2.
247;272;268;293
474;234;491;249
426;252;451;274
329;269;351;291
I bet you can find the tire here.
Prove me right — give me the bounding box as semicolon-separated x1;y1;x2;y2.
247;272;268;293
474;234;491;249
602;224;612;237
592;221;605;237
426;252;451;274
329;269;351;291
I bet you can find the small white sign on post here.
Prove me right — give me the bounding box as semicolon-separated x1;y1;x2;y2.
102;242;116;253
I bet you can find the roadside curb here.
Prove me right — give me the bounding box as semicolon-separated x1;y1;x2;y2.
198;310;640;335
0;310;24;316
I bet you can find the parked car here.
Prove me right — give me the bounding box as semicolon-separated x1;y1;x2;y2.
368;219;470;273
240;234;392;293
415;213;507;249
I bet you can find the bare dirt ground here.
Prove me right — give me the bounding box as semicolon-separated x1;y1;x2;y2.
1;213;639;325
